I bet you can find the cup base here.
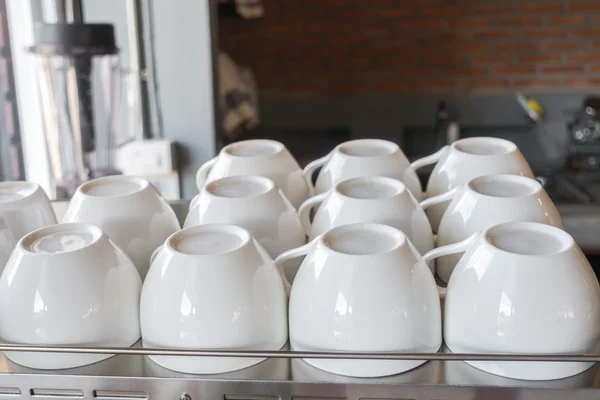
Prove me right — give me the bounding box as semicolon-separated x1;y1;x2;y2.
447;344;595;381
143;340;286;375
292;343;432;378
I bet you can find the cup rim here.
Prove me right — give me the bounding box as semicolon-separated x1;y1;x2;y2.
319;222;407;257
164;223;252;257
77;175;150;199
336;139;399;159
466;174;542;199
204;175;276;199
335;176;406;200
482;221;574;258
222;139;285;158
0;181;41;207
451;137;517;157
18;222;105;256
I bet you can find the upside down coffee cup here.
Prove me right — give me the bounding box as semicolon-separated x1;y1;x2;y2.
422;221;600;381
298;176;434;272
195;139;310;209
303;139;423;201
274;223;442;378
419;174;563;283
411;137;534;231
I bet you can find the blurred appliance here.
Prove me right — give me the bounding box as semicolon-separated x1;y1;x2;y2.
568;96;600;172
29;22;122;199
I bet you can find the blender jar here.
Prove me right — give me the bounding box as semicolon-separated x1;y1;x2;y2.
30;23;121;199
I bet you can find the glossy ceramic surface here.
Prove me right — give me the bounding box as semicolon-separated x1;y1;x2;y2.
411;137;534;230
141;224;288;374
299;176;434;271
195;139;310;209
421;174;563;283
0;182;56;272
304;139;423;201
423;222;600;380
62;175;180;280
0;223;142;369
184;175;305;258
275;223;442;377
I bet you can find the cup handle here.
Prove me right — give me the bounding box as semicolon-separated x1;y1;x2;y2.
419;186;460;210
422;233;479;300
302;153;331;192
298;191;329;236
196;157;218;190
410;146;448;172
274;238;317;297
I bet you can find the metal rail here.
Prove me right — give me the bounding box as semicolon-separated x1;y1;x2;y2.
0;343;599;362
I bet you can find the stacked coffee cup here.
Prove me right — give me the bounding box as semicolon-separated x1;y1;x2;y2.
0;136;597;382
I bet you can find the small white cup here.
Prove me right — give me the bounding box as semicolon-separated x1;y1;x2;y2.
411;137;534;230
0;182;57;271
185;175;305;258
299;176;434;272
420;174;563;283
62;175;180;280
0;223;142;369
141;224;288;374
304;139;423;201
196;139;310;209
423;222;600;380
275;223;442;377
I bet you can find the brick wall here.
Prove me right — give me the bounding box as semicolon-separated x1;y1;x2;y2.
218;0;600;96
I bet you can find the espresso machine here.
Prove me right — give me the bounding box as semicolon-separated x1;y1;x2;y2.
29;3;123;200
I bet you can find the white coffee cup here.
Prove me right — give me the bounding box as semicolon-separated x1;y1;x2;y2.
274;223;442;377
304;139;423;201
0;182;57;271
184;175;305;258
420;174;563;283
141;224;288;374
62;175;180;280
299;176;434;272
422;222;600;380
411;137;534;230
196;139;310;209
0;223;142;369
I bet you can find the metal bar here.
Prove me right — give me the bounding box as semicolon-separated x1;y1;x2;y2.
1;344;600;362
68;0;83;23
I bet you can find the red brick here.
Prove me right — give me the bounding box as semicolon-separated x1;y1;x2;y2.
594;41;600;49
456;17;492;29
590;65;600;74
519;3;563;14
375;8;417;18
466;80;511;91
470;54;513;64
568;2;600;12
497;16;541;27
521;28;566;39
514;78;560;89
422;6;462;17
546;15;587;25
542;40;585;51
541;65;584;74
494;66;537;75
467;4;513;15
448;43;489;53
564;78;600;87
566;53;600;63
518;53;562;63
495;42;538;52
473;30;516;40
571;28;600;37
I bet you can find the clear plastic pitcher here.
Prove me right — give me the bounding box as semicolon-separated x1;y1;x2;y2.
30;23;122;199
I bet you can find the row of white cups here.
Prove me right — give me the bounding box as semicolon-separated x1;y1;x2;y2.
0;137;597;381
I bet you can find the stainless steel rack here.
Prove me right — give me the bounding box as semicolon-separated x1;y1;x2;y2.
0;343;599;400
